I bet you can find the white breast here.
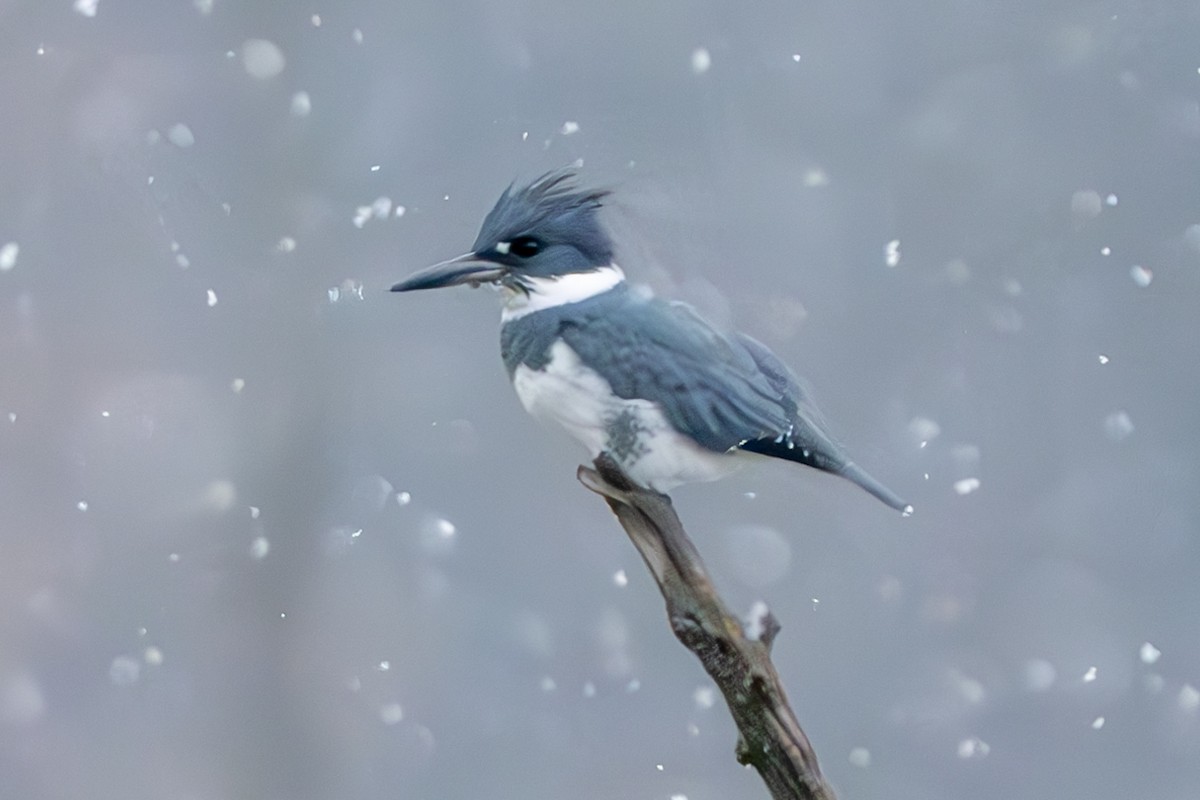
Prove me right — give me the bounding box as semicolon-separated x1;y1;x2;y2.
511;340;744;491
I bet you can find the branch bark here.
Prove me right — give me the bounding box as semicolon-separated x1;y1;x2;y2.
578;454;837;800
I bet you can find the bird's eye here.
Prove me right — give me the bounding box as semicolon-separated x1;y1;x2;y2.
509;236;541;258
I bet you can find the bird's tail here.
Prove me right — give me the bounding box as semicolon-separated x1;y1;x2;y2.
738;436;912;515
838;461;912;515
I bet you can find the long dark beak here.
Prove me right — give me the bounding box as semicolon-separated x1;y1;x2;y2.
390;253;507;292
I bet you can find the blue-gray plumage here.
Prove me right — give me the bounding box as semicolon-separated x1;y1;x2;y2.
392;169;910;513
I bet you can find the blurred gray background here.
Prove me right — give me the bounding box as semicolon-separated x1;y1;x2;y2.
1;1;1198;798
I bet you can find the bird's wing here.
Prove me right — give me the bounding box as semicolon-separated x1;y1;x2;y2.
558;296;795;452
734;331;910;511
731;332;842;467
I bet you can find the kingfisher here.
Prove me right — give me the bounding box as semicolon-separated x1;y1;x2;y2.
391;169;910;513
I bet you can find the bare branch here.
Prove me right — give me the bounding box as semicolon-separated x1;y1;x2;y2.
578;454;838;800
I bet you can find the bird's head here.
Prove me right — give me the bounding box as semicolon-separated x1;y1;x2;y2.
391;169;614;295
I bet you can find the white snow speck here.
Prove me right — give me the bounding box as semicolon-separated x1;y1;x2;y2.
327;279;364;303
956;737;990;759
540;676;557;692
168;553;180;563
1105;193;1118;206
249;536;270;560
370;164;381;172
73;0;99;18
691;48;712;74
945;258;970;284
193;0;213;15
310;14;321;26
848;747;871;768
290;91;312;117
885;239;901;268
0;242;19;271
1103;410;1134;441
352;28;364;44
109;656;140;686
1100;246;1111;256
626;678;641;693
242;39;286;80
1098;354;1109;365
276;236;296;253
803;168;829;187
953;477;981;496
1139;642;1161;664
656;764;664;771
231;378;246;393
202;480;237;512
76;500;88;512
908;416;941;443
167;123;195;148
2;672;46;724
613;569;628;587
379;702;404;725
249;506;260;519
792;53;802;62
1129;264;1152;287
419;515;457;555
670;795;689;800
394;205;406;217
353;198;397;227
1184;223;1200;254
143;646;164;666
1023;658;1057;691
693;686;716;709
206;289;218;307
396;491;412;506
6;412;15;424
1091;716;1105;730
1070;190;1102;220
1179;684;1200;712
744;600;771;640
560;120;580;136
954;672;986;704
1083;666;1098;683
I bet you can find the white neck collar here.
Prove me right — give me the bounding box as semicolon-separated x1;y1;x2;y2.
501;264;625;321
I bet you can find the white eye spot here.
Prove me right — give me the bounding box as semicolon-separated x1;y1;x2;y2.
494;241;511;255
